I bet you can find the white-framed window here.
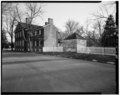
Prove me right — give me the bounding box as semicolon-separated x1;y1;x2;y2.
17;33;18;38
20;32;21;37
39;30;41;35
22;40;23;46
17;41;18;46
16;33;17;38
16;41;17;46
20;40;22;46
19;32;20;37
21;40;22;46
21;32;22;37
22;41;23;46
20;41;21;46
18;41;20;46
18;32;19;38
20;32;22;37
34;31;36;35
27;43;29;47
35;41;36;46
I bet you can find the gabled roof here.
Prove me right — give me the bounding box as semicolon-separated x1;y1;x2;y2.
64;32;85;40
17;22;43;31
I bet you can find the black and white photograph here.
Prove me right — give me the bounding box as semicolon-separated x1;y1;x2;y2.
1;1;118;94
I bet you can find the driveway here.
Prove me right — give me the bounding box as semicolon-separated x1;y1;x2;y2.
2;52;116;93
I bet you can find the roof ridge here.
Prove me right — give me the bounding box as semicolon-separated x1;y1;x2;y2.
64;32;85;40
19;22;43;27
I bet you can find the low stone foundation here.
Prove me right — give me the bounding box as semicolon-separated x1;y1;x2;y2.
43;47;63;52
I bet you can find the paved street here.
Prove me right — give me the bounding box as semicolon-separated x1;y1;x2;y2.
2;52;116;93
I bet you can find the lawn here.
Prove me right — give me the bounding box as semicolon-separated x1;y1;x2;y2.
41;52;115;64
2;50;115;64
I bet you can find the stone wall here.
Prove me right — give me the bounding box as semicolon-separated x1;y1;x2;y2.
62;39;77;52
76;39;115;56
76;39;87;47
77;46;115;56
43;47;63;52
61;39;87;52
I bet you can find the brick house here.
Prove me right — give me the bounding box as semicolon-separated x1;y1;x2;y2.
14;18;58;52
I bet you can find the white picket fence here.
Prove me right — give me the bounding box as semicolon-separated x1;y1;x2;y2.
77;46;116;56
43;47;63;52
43;46;116;56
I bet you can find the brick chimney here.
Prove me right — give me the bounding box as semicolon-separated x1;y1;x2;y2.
48;18;53;24
45;22;48;25
26;18;32;24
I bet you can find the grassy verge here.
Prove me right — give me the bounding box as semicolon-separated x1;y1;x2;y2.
2;50;115;64
41;52;115;64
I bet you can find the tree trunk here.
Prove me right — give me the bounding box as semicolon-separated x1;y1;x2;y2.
28;35;32;52
29;40;32;52
11;25;14;51
11;35;13;51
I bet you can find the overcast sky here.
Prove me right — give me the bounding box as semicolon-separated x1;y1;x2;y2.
36;3;101;31
5;1;116;42
33;1;115;31
17;1;115;31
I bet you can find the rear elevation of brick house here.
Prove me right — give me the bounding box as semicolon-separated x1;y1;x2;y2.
14;18;58;52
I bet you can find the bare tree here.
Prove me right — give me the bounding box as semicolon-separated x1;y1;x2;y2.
22;3;44;52
84;30;100;46
76;26;84;36
14;4;23;22
2;3;13;31
3;4;23;51
82;20;90;37
8;10;17;51
2;3;12;16
2;29;8;50
92;1;116;20
92;20;104;39
81;20;100;46
85;20;105;46
25;3;44;24
65;19;83;36
3;3;44;52
91;2;117;46
92;5;109;20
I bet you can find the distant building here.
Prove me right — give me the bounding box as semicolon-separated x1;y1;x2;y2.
61;32;87;52
14;18;58;52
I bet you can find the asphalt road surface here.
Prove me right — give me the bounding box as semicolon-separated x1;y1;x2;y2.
2;52;116;93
